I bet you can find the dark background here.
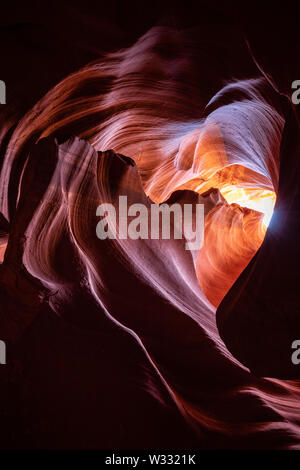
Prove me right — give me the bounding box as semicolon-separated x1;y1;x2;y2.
1;1;300;115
